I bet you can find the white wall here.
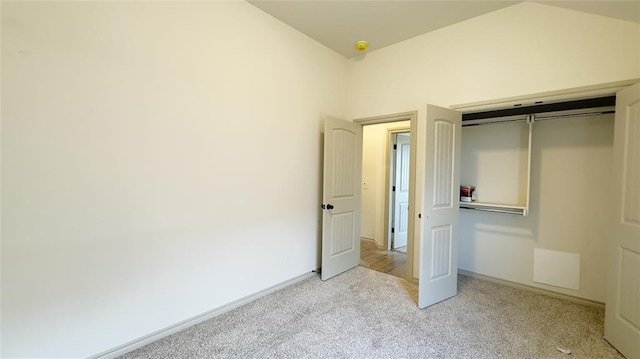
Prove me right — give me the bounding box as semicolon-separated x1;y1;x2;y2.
361;121;410;246
1;2;347;357
346;2;640;297
461;122;530;206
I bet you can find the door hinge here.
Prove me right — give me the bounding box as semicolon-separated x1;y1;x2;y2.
391;227;395;234
392;185;396;192
393;144;397;150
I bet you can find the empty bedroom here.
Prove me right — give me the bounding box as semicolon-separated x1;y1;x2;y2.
2;1;639;358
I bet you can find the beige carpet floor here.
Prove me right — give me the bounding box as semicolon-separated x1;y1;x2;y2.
121;266;622;358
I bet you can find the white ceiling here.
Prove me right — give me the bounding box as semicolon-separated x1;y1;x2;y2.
248;0;640;58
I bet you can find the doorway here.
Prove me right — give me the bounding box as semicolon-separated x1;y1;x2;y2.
321;106;461;308
357;116;413;280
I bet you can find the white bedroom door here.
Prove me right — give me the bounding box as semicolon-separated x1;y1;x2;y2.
418;104;462;309
604;82;640;359
392;133;410;249
321;118;363;281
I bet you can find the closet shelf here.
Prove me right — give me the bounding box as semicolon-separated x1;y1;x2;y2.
460;201;528;216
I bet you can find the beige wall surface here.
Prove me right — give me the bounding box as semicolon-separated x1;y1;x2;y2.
1;2;347;357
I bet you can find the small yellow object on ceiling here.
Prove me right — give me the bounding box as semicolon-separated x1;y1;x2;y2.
355;41;368;52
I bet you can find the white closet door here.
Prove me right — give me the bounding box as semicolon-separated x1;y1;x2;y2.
321;118;363;281
604;82;640;359
418;104;461;309
393;133;410;249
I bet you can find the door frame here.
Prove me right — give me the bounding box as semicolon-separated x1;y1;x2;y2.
386;129;411;251
355;111;417;281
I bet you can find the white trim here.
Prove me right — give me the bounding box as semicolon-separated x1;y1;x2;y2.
90;271;317;359
360;236;376;242
458;269;604;309
354;111;416;125
524;116;533;216
451;79;639;113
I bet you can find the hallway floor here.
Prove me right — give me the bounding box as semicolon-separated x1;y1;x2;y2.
359;238;407;279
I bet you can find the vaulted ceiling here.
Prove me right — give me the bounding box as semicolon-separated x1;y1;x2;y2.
248;1;640;58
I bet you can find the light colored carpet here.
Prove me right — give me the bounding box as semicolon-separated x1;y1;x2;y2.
121;267;622;359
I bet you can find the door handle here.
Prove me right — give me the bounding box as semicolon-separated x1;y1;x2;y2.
326;204;334;210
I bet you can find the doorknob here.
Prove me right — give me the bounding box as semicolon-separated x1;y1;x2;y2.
326;204;334;210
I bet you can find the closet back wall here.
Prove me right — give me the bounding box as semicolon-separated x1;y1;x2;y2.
460;114;614;302
346;2;640;301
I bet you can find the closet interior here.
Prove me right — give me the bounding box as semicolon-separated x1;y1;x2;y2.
458;96;616;216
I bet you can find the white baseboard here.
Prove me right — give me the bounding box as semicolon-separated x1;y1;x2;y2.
90;271;317;359
360;237;385;249
458;269;605;309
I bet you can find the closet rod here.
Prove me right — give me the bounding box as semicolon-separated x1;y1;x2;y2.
534;110;615;121
459;206;525;215
462;107;615;127
462;117;527;127
461;95;616;121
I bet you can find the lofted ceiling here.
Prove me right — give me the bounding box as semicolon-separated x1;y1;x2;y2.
248;0;640;58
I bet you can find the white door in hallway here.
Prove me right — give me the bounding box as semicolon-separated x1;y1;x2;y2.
418;104;461;309
321;118;363;281
392;133;410;249
604;82;640;359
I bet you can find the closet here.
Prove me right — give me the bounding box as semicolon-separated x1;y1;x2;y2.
457;96;616;215
453;83;640;359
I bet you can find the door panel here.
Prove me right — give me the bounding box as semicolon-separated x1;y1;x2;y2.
419;105;461;309
604;82;640;359
330;212;356;256
430;225;452;280
432;121;455;207
321;118;363;281
393;133;410;249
